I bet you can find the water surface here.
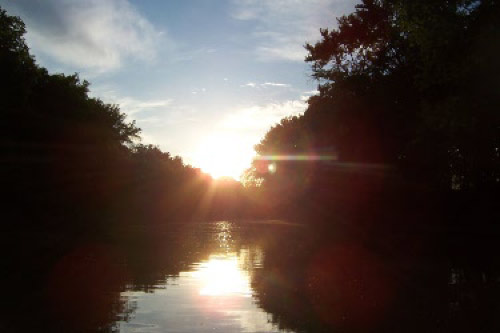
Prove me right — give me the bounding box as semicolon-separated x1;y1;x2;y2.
5;220;500;332
116;221;291;332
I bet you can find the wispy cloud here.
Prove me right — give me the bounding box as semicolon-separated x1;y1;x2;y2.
231;0;358;62
221;99;307;131
241;82;291;88
300;89;320;101
5;0;163;71
89;85;174;118
191;87;207;95
261;82;291;88
113;97;173;117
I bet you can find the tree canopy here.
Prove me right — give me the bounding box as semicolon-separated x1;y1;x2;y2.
0;7;248;230
249;0;499;192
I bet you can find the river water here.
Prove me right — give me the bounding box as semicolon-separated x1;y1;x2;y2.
5;220;500;332
115;221;295;333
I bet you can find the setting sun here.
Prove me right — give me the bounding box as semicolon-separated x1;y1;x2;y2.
193;133;255;180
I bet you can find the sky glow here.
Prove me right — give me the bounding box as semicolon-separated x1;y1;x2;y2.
0;0;358;179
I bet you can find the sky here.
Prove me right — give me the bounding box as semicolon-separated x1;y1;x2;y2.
1;0;359;179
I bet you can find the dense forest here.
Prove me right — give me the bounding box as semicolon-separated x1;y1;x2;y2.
245;0;499;227
1;6;250;236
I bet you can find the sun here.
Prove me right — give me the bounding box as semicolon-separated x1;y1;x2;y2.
193;133;254;180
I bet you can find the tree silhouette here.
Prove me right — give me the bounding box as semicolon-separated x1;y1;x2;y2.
250;0;499;194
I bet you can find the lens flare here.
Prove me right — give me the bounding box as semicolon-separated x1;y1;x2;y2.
254;154;337;161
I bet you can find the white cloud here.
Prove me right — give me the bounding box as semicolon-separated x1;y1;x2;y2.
241;82;291;88
221;99;307;131
108;95;198;127
261;82;291;88
300;89;320;100
231;0;359;62
8;0;162;71
191;87;207;94
187;99;308;178
113;97;173;117
241;82;257;88
89;85;173;117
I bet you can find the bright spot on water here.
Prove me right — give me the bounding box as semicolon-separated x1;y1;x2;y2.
191;254;252;297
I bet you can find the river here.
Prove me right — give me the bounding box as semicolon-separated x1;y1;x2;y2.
4;220;500;332
115;221;296;332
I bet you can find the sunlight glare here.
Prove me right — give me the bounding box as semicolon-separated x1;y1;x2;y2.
193;133;255;180
191;254;252;297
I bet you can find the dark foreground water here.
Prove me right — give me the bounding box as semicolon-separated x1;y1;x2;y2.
4;220;500;332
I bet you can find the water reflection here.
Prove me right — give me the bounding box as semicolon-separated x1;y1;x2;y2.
5;221;500;332
193;254;252;297
117;221;282;333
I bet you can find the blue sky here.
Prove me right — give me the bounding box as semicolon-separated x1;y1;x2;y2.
1;0;358;179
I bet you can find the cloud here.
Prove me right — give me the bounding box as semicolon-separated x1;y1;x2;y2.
187;99;308;178
231;0;359;62
113;97;173;117
104;94;198;127
261;82;291;88
5;0;162;71
241;82;257;88
89;85;174;118
300;89;320;101
240;82;291;88
191;87;207;94
221;99;307;131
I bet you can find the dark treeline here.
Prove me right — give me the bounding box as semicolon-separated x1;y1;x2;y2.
1;8;253;331
244;0;499;228
1;7;251;235
244;2;500;330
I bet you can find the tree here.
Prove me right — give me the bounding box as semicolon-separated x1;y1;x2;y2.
0;7;40;111
394;0;500;190
253;0;499;192
0;7;144;228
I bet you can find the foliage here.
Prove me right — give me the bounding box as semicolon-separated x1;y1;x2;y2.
0;7;247;233
251;0;499;193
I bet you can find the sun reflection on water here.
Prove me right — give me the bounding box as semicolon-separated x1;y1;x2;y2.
191;221;252;297
118;221;279;332
191;254;252;297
